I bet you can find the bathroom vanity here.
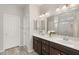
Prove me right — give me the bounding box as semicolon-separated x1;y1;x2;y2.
33;7;79;55
33;34;79;55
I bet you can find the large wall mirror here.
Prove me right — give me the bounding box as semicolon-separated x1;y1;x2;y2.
47;16;54;31
34;17;47;34
47;9;79;38
34;8;79;38
56;12;75;37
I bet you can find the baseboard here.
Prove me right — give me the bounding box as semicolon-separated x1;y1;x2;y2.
27;49;34;53
23;46;34;53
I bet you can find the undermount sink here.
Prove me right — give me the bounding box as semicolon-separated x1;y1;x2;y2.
51;36;75;47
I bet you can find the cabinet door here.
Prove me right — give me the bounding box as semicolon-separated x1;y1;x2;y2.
41;39;50;55
42;44;50;54
33;39;38;52
33;36;42;54
37;42;41;54
50;47;61;55
42;51;49;55
60;52;66;55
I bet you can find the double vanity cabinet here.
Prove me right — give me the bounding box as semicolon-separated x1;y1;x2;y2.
33;36;79;55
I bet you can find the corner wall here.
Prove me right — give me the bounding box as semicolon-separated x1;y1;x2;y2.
23;4;40;52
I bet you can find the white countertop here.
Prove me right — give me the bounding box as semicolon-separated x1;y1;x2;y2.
33;33;79;51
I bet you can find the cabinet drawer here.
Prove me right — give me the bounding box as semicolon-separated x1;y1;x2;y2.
33;36;42;54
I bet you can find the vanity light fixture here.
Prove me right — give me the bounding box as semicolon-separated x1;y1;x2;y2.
62;5;67;10
39;15;42;17
56;4;78;13
56;5;67;13
56;8;60;12
42;14;45;17
39;12;50;18
45;12;50;17
69;4;77;8
39;14;45;17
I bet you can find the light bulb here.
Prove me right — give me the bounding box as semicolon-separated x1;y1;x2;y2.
39;15;42;17
56;8;60;12
69;4;77;8
42;14;45;17
45;12;50;17
39;14;45;17
62;5;67;10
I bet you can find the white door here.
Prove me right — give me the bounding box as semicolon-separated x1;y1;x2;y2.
3;14;20;50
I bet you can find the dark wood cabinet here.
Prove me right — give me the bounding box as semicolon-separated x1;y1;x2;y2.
41;39;50;55
60;52;66;55
42;44;49;53
33;39;38;51
50;47;61;55
33;36;41;54
33;36;79;55
50;41;79;55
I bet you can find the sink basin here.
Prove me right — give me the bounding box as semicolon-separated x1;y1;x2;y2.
51;37;75;48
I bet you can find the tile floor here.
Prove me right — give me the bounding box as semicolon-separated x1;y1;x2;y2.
0;46;38;55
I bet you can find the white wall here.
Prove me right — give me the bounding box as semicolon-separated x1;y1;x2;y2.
29;4;40;52
23;5;30;47
23;4;40;52
0;4;40;52
0;13;3;52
